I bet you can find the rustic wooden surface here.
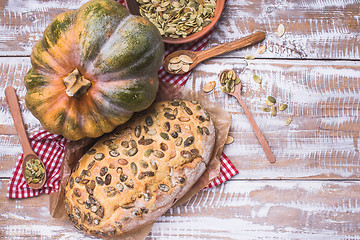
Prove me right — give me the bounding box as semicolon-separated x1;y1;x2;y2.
0;0;359;239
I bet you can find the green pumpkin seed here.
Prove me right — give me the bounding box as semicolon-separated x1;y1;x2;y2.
130;140;137;148
144;148;153;157
150;160;158;170
104;174;112;185
181;150;192;159
203;127;210;135
253;75;261;84
94;153;105;161
135;125;141;138
158;184;170;192
160;132;169;140
95;177;104;186
119;174;128;182
128;148;138;156
176;137;183;146
174;124;181;132
87;160;95;170
121;141;129;148
184;136;194;147
139;160;149;168
25;170;32;177
178;117;190;122
32;178;40;184
73;188;81;197
145;116;153;126
285;117;293;126
87;149;96;155
130;162;138;175
118;159;128;165
164;112;176;120
147;129;157;135
153;150;165;158
197;126;203;135
184;106;193;115
170;101;180;106
271;106;277;116
267;96;276;104
109;150;119;157
262;107;271;112
116;182;124;192
99;166;108;177
163;122;170;132
279;104;288;111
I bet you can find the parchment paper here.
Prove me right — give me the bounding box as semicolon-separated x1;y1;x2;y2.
49;81;232;239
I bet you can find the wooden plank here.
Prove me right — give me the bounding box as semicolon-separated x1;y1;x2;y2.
0;0;359;59
1;179;360;239
0;57;359;179
185;58;360;179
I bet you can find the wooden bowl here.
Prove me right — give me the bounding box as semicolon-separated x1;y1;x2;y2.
124;0;226;44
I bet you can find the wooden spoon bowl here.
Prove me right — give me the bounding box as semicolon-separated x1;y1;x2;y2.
219;70;276;164
164;31;266;74
5;86;47;189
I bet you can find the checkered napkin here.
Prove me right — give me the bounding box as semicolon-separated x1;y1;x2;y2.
7;1;238;199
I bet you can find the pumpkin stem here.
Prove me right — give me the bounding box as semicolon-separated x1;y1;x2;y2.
62;69;92;98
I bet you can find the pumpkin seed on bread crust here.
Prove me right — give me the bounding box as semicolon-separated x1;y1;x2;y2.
64;100;215;236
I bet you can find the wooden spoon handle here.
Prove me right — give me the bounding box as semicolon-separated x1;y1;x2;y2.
5;86;33;155
196;31;266;63
234;93;276;163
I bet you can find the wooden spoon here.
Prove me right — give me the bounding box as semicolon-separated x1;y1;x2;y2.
5;86;47;189
164;31;266;74
220;70;276;164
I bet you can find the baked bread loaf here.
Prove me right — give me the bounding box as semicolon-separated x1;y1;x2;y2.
64;99;215;236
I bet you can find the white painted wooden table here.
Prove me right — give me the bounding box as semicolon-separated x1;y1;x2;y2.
0;0;359;239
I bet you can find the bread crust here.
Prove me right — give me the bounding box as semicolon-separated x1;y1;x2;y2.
64;100;215;236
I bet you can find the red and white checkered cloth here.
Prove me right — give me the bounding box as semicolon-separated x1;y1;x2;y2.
7;0;238;199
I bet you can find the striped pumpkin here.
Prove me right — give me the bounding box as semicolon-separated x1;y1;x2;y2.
25;0;164;141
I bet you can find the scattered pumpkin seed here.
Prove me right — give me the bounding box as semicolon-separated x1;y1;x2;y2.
257;45;267;54
285;117;293;125
203;81;216;93
279;104;288;111
266;99;275;106
253;74;261;84
271;106;277;116
267;96;276;104
277;24;285;37
262;107;271;112
225;135;234;144
245;55;255;60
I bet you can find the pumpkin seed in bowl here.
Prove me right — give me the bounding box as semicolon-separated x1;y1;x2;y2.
136;0;217;39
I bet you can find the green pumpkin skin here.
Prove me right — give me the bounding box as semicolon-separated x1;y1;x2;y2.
24;0;164;141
